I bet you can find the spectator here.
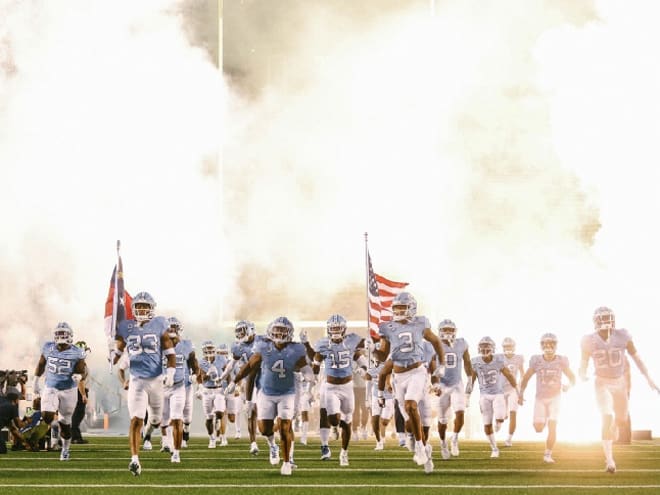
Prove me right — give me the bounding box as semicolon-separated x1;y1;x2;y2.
0;387;25;454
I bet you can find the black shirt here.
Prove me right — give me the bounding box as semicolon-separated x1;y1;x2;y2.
0;397;19;429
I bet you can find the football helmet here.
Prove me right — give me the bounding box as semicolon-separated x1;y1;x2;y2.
593;306;615;334
391;292;417;322
502;337;516;358
201;340;216;359
478;336;495;357
54;322;73;345
235;320;255;343
540;333;558;357
267;316;294;344
131;292;156;323
216;343;229;356
327;314;347;343
167;317;182;338
438;319;457;345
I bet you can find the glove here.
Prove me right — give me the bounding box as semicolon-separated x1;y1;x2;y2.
357;367;367;378
465;380;473;395
377;391;385;409
433;364;446;379
561;383;571;393
465;393;471;408
365;338;376;352
299;329;308;344
431;382;442;396
33;376;41;395
164;367;175;387
225;381;236;396
195;388;203;400
72;373;83;384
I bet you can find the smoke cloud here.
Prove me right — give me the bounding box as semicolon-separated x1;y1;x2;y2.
1;0;658;437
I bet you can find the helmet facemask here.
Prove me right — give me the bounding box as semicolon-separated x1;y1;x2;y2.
54;322;73;345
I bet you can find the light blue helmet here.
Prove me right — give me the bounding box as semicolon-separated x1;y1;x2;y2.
54;322;73;345
167;317;182;337
327;314;347;342
478;336;496;357
267;316;294;344
235;320;255;343
438;319;457;345
201;340;216;359
392;292;417;322
132;292;156;323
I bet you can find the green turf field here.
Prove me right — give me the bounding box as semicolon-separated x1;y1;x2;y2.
1;436;659;495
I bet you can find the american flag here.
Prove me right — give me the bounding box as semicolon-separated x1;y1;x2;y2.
367;251;408;340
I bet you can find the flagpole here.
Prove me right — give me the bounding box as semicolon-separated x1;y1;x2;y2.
109;240;121;372
364;232;371;363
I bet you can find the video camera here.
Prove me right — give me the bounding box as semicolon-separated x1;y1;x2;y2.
0;369;29;388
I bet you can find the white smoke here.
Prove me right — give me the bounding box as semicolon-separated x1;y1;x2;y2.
2;0;659;439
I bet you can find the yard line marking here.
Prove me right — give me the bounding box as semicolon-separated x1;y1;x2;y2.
1;484;660;489
2;467;659;473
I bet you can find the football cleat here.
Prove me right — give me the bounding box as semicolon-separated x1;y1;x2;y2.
269;444;280;465
249;441;259;455
451;437;460;456
406;434;415;452
208;437;216;449
181;440;188;448
374;440;384;451
339;450;349;466
504;439;513;447
171;452;181;463
413;443;429;466
491;448;500;458
220;436;228;447
129;460;142;476
320;445;331;460
424;444;434;474
160;443;171;453
59;448;70;461
441;443;450;460
605;462;616;474
142;440;153;451
543;453;555;464
280;461;292;476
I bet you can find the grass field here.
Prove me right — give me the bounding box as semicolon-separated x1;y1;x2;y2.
1;435;659;495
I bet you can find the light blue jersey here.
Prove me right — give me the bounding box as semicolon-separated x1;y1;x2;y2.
528;354;571;399
117;316;169;379
498;353;524;392
440;338;469;387
231;335;267;363
254;340;307;396
314;333;363;379
472;354;507;395
581;328;631;379
162;339;194;387
41;342;85;391
199;356;224;389
378;316;431;368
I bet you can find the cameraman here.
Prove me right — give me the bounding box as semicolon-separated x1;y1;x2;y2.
1;370;28;400
0;387;26;454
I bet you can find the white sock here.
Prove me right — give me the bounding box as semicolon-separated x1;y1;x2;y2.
267;435;276;448
602;439;613;463
131;454;139;462
488;433;497;449
62;438;71;449
320;428;330;445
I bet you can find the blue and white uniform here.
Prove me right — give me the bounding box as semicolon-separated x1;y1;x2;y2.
162;339;195;422
253;339;307;421
116;316;170;421
471;354;507;425
40;342;85;424
437;338;469;423
498;353;524;413
200;356;226;418
527;354;571;424
315;333;363;422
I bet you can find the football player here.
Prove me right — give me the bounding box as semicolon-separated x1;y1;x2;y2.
499;337;525;447
435;319;472;459
159;317;197;463
372;292;445;472
113;292;176;476
579;306;660;473
518;333;575;463
365;345;394;451
198;340;225;448
467;336;517;459
312;314;367;467
227;317;312;476
33;322;87;461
